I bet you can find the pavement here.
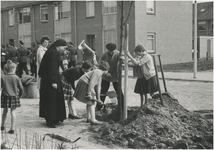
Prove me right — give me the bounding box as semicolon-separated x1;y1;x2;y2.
123;68;213;83
1;69;213;149
158;70;213;82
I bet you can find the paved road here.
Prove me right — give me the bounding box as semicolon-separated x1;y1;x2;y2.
159;79;213;111
117;77;213;111
1;72;213;149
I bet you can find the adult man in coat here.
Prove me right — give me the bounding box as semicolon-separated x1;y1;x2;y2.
29;42;38;77
96;43;124;111
18;40;30;77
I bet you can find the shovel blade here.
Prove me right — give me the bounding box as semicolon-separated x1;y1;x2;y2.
106;91;117;98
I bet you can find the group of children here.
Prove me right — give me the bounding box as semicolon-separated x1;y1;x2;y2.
1;43;158;132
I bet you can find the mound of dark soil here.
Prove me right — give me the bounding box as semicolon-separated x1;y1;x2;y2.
90;93;213;149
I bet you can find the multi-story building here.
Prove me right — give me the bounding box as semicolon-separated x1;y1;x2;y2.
193;1;213;59
1;1;192;64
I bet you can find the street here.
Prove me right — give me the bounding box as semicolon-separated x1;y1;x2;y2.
121;77;213;111
1;76;213;149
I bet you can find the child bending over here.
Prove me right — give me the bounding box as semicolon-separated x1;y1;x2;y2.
73;61;110;125
61;60;93;119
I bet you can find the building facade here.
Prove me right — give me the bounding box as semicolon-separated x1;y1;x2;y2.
193;1;213;59
1;1;192;64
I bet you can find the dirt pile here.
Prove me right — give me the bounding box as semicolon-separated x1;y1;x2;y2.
90;93;213;149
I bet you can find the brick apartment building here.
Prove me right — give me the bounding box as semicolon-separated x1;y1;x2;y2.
1;1;192;64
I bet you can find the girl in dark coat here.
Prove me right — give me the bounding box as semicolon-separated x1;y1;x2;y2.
38;39;67;128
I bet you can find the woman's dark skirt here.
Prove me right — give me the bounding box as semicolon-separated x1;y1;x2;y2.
134;75;158;95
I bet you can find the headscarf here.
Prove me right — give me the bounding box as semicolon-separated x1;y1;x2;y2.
38;39;67;78
48;39;67;50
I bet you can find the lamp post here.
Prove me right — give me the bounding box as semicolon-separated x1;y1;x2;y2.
193;0;197;78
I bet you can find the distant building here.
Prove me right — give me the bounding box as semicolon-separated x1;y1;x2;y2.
1;1;192;64
193;1;213;59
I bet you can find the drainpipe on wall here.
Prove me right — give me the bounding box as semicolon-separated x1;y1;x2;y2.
31;5;36;43
15;8;19;47
1;11;4;45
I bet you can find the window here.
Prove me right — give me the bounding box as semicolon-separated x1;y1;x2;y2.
19;35;31;48
8;10;14;26
86;35;95;50
9;39;15;46
147;33;156;53
103;1;117;14
19;7;31;24
61;33;71;42
55;2;71;20
40;4;48;21
102;1;117;51
103;14;117;30
198;21;206;31
147;0;155;14
103;30;117;49
86;1;95;17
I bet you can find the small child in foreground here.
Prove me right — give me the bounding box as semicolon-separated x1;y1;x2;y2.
1;60;23;134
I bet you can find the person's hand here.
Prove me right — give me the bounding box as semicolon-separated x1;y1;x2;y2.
97;99;104;105
104;72;112;78
120;55;125;61
85;93;93;100
52;83;57;89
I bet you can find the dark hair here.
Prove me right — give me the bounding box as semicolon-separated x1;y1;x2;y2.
31;42;36;46
82;60;93;70
40;36;50;44
98;61;110;71
134;44;146;52
19;40;24;45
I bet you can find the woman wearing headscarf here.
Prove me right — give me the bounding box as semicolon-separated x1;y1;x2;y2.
38;39;67;128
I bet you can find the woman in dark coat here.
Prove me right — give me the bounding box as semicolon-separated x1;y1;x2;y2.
38;39;67;128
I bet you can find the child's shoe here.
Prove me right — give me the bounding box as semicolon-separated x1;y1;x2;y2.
8;130;14;134
86;119;91;123
68;114;82;119
90;120;102;125
1;126;5;131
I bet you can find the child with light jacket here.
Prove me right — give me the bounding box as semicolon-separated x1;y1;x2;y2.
124;44;158;106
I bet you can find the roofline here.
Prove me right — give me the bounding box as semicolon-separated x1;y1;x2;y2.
1;1;49;11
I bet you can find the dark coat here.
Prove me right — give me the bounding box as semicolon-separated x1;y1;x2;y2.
38;47;66;121
18;46;30;63
1;47;8;62
7;47;18;63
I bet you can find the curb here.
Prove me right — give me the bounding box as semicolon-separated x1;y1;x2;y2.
123;75;213;83
159;78;213;83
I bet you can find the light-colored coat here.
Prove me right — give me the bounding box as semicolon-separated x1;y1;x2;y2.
36;45;47;89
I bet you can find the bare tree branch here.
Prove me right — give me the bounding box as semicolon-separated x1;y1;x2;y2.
123;1;133;25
